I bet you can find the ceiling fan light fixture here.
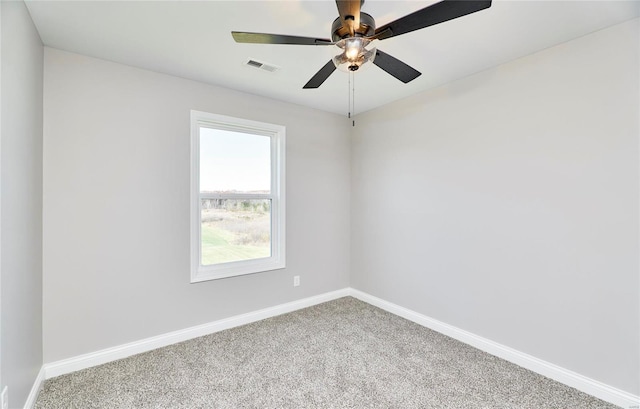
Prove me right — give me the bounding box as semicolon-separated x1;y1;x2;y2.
332;37;376;72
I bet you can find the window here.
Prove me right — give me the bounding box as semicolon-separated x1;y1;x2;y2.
190;111;285;282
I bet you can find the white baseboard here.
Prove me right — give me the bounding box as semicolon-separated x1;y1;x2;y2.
38;287;638;409
44;288;350;379
349;289;640;409
24;366;45;409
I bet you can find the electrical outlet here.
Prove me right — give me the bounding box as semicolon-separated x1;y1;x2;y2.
1;386;8;409
293;275;300;287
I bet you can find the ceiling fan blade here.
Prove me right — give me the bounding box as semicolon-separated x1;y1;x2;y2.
335;0;362;36
232;31;333;46
303;60;337;89
373;50;421;83
374;0;491;40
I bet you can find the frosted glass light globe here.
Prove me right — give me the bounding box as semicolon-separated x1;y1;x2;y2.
332;37;376;72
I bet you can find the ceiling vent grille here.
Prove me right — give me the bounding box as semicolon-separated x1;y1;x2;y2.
245;59;279;73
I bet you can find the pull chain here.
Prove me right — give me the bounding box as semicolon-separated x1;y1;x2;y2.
347;72;356;127
348;72;351;121
352;72;355;127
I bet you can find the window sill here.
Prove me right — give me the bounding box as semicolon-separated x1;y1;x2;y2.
191;258;286;283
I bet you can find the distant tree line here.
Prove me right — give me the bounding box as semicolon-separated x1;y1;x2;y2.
201;199;270;213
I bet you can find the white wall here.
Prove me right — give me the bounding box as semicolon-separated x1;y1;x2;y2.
0;1;44;407
351;18;639;395
43;48;351;363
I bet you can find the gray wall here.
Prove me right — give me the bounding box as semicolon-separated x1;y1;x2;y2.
351;18;639;395
43;48;351;362
0;1;44;407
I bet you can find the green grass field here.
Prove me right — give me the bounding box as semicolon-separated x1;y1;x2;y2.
200;211;270;265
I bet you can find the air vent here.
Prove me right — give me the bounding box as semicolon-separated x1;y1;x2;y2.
245;59;280;73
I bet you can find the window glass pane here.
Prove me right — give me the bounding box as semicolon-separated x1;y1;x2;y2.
201;199;271;265
200;128;271;194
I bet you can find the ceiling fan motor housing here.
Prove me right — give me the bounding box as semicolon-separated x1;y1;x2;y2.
331;12;376;42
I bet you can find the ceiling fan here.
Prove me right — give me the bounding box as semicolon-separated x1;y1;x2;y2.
231;0;492;89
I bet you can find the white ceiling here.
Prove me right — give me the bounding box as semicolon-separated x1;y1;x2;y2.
25;0;639;116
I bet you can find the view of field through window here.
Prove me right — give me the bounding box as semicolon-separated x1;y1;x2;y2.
199;127;272;266
201;199;271;265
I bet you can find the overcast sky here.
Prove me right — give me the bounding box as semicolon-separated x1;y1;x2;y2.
199;127;271;193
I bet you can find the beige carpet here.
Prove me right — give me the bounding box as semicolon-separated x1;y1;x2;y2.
35;297;616;408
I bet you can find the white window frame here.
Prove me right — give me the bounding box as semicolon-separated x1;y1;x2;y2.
190;110;286;283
